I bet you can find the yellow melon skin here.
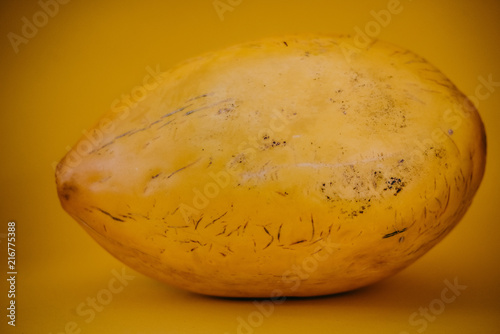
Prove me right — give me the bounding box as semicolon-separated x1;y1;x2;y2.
56;34;486;297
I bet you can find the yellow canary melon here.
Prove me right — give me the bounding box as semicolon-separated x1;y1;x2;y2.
56;34;486;297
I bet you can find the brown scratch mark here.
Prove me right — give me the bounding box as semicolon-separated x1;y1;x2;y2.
290;239;307;245
459;168;465;181
443;185;451;214
215;211;229;222
94;140;115;152
311;248;322;255
243;221;249;233
115;129;134;139
216;225;227;236
435;197;442;209
185;99;234;116
277;223;283;242
157;119;174;130
103;224;107;232
205;211;228;229
167;159;201;179
188;239;205;246
310;237;323;245
161;105;192;119
424;77;454;89
463;175;471;195
383;227;407;239
219;252;226;257
90;108;181;155
97;208;125;222
310;214;315;240
324;224;332;236
226;225;241;237
187;93;212;102
194;216;203;230
212;211;228;223
167;225;189;228
262;226;274;250
188;95;207;102
119;126;149;138
204;220;215;229
446;130;460;153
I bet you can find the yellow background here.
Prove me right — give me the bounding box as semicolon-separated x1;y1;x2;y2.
1;0;499;333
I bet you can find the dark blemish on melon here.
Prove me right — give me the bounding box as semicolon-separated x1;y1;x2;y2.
383;177;405;196
60;183;78;201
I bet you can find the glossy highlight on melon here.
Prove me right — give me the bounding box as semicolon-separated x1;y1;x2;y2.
56;34;486;297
